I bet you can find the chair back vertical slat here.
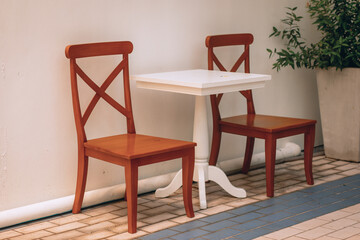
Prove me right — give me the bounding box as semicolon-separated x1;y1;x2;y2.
122;54;135;133
69;58;87;143
244;45;250;73
208;48;214;70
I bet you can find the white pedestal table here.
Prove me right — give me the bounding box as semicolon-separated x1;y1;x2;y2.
131;69;271;209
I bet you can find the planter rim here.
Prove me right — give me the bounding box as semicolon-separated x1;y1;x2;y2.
316;67;360;71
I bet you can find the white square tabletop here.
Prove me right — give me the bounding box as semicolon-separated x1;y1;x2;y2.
131;69;271;96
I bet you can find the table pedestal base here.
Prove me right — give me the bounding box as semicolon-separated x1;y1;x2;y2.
154;161;246;209
155;95;246;209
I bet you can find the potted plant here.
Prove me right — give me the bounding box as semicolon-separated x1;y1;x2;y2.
267;0;360;162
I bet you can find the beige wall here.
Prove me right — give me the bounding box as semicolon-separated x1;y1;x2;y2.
0;0;322;211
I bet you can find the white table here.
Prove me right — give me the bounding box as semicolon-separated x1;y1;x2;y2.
131;69;271;209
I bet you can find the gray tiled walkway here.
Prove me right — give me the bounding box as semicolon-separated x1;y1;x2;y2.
140;174;360;240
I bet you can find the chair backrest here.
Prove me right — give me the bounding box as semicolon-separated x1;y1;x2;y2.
206;33;255;114
65;41;135;143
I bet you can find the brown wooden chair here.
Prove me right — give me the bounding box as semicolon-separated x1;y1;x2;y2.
206;33;316;197
65;41;196;233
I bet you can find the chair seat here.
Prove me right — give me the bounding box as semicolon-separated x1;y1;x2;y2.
85;134;196;160
221;114;316;133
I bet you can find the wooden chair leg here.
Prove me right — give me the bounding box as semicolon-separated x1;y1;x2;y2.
73;152;88;214
182;149;195;218
304;125;315;185
242;137;255;173
125;163;138;234
209;128;222;166
265;136;276;197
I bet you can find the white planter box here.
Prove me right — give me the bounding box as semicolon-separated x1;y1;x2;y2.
317;67;360;162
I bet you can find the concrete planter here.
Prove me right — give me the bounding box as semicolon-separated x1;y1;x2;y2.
317;67;360;162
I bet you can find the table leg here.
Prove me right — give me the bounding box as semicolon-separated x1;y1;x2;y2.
155;95;246;209
191;96;210;209
154;169;182;198
208;166;246;198
155;95;209;205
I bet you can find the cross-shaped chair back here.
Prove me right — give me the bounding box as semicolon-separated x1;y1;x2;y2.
65;41;135;144
206;33;255;114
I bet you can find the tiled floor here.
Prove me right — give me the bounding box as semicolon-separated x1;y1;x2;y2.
1;155;360;240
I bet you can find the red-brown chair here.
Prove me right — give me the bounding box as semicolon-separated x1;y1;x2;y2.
65;41;196;233
206;33;316;197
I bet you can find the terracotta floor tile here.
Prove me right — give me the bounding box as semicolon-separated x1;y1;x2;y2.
318;210;354;221
228;173;248;181
171;205;201;215
171;212;206;223
265;227;304;240
316;169;341;176
319;174;346;182
247;174;266;181
80;213;118;225
292;218;329;231
15;222;57;234
50;213;90;225
141;204;178;216
253;237;276;240
108;224;128;234
342;204;360;213
225;197;258;207
82;205;119;217
247;168;266;176
328;226;360;239
111;201;128;208
140;200;164;209
322;218;357;230
343;212;360;221
198;204;233;215
275;174;296;181
314;164;335;171
252;193;268;201
314;236;340;240
342;169;360;176
78;221;116;233
288;164;307;171
231;178;251;186
313;156;326;161
297;227;335;239
0;230;22;239
109;221;146;234
47;222;88;233
313;159;332;165
281;237;308;240
73;230;115;240
345;234;360;240
206;196;234;207
140;220;178;233
10;230;52;240
42;230;84;240
107;230;147;240
141;213;177;224
111;208;128;217
335;164;358;171
109;213;147;226
248;180;267;188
